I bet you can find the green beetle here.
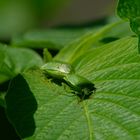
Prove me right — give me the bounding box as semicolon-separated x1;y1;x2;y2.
64;74;95;98
41;61;95;99
41;61;74;79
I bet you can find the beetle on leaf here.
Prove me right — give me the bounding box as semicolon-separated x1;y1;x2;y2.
41;61;96;100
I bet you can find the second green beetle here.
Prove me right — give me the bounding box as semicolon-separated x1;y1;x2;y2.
64;74;96;98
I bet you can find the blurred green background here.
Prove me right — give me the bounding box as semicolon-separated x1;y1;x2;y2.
0;0;70;39
0;0;115;39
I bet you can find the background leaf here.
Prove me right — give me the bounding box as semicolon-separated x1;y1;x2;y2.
54;21;133;63
117;0;140;19
117;0;140;52
0;44;43;84
11;28;97;50
0;0;70;38
5;37;140;140
11;21;133;51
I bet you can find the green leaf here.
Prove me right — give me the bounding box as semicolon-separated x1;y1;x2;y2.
11;29;96;50
11;21;133;51
54;21;133;63
43;48;52;63
117;0;140;19
0;45;43;83
5;37;140;140
117;0;140;52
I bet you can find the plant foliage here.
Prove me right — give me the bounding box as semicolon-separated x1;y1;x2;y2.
0;0;140;140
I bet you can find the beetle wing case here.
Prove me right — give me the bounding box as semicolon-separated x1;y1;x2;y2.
64;74;95;94
41;61;74;79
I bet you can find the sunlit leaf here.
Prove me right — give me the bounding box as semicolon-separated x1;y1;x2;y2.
6;37;140;140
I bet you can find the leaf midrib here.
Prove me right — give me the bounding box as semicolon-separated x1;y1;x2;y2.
82;101;93;140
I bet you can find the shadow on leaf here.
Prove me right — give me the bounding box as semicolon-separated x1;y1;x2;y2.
5;74;37;139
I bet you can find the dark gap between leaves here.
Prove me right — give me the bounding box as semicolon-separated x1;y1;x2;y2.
33;48;58;58
100;37;119;44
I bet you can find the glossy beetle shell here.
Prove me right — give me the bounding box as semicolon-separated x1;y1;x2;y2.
64;74;95;95
41;61;74;79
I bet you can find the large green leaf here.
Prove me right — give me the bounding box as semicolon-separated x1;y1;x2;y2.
5;37;140;140
0;45;43;83
117;0;140;52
